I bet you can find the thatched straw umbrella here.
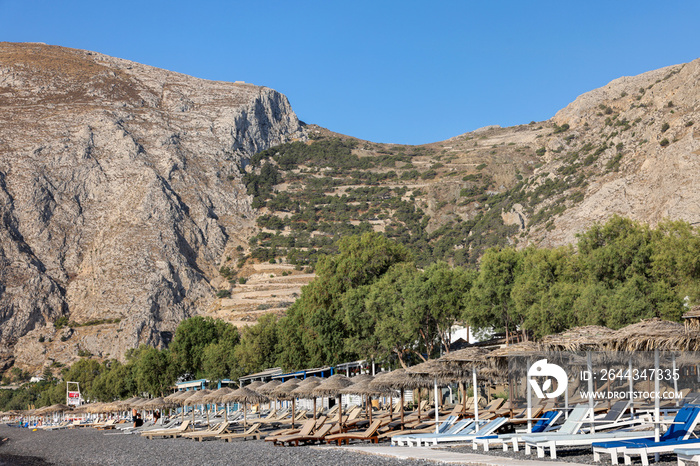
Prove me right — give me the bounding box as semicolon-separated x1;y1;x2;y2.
601;318;694;351
143;397;178;410
439;347;494;420
600;318;700;444
407;359;463;425
291;379;322;421
312;374;354;427
202;387;233;418
273;379;300;428
169;390;197;422
222;387;268;428
185;389;212;426
484;341;541;422
297;376;324;386
539;325;615;423
539;325;613;352
245;380;265;390
370;369;417;428
257;379;283;413
339;376;387;424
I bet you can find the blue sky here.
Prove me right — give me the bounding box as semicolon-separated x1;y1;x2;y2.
1;1;698;145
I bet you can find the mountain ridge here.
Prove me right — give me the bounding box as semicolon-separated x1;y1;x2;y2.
1;42;699;374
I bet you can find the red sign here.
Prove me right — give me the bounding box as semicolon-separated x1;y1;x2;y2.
68;391;80;398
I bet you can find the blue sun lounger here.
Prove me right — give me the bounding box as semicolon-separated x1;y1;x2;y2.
417;416;509;447
675;447;700;466
472;409;561;452
395;419;479;447
592;405;700;465
390;415;457;446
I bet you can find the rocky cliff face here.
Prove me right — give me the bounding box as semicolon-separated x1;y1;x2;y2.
536;58;700;246
0;43;303;370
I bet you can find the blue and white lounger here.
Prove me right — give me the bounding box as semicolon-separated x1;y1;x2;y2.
592;405;700;465
472;409;561;452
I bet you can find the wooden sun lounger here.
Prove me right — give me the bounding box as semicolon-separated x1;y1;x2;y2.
325;419;382;446
95;419;117;430
217;423;262;442
142;420;191;439
277;423;335;446
265;418;322;444
181;422;230;441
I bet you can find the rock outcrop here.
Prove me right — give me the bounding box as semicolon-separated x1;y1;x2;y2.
0;43;303;370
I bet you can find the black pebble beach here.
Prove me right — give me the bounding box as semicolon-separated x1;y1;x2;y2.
0;425;435;466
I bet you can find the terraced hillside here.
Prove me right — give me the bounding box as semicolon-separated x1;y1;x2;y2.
210;58;700;323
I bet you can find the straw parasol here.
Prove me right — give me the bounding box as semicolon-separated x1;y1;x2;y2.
339;375;385;424
142;397;178;410
222;386;268;428
273;379;300;428
256;379;283;395
204;387;233;404
407;359;470;422
291;379;322;420
296;376;324;386
44;403;71;414
370;369;417;428
601;318;699;351
257;379;283;412
245;380;265;390
185;389;212;426
539;325;613;352
312;374;354;426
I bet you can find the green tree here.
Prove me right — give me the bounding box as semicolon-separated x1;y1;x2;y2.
133;346;173;397
365;262;422;368
169;316;239;379
278;232;412;369
62;358;103;400
234;314;279;377
466;247;524;343
404;262;475;356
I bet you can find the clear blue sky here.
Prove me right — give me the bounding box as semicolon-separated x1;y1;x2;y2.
1;1;698;145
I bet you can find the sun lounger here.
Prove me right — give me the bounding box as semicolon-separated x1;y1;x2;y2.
675;447;700;466
521;400;655;458
94;419;117;430
181;421;230;442
473;409;563;452
419;417;509;447
217;423;263;442
325;419;383;446
272;418;335;447
392;418;472;447
592;405;700;465
277;422;335;446
142;420;191;439
264;418;319;444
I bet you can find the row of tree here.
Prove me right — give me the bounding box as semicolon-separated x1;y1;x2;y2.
2;216;699;410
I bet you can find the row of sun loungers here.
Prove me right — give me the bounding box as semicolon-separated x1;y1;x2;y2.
59;391;700;465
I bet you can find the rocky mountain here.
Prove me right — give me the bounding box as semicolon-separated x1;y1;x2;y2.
2;42;698;375
211;58;699;327
0;43;303;372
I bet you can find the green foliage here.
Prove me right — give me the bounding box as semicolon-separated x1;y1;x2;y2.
552;123;570;134
132;346;173;397
660;138;670;147
661;122;670;133
168;316;240;379
54;316;69;329
234;314;280;377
